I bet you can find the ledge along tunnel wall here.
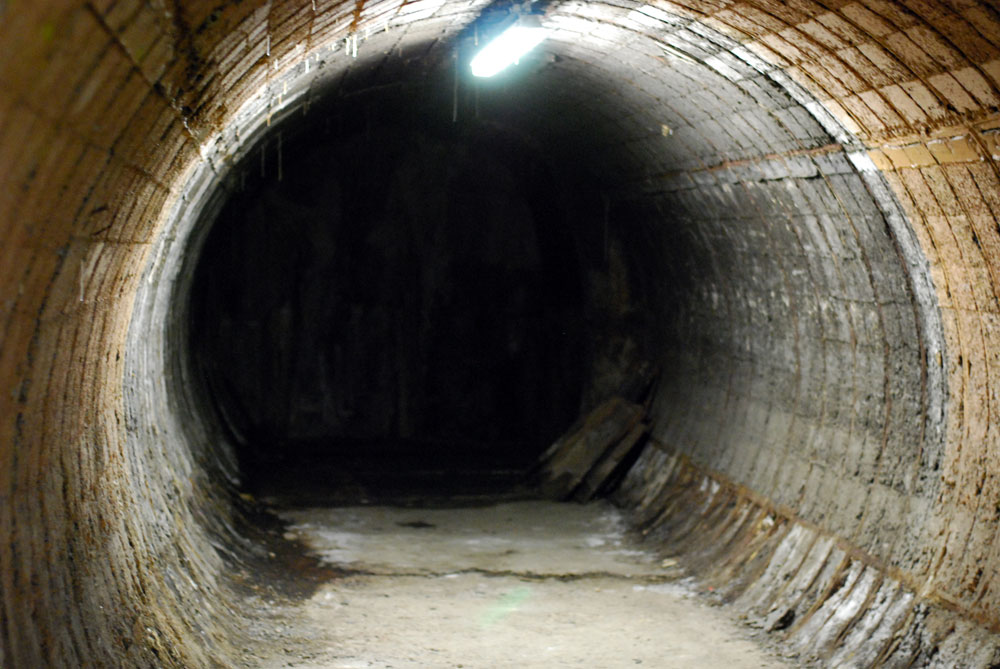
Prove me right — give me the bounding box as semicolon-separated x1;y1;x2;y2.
3;0;1000;666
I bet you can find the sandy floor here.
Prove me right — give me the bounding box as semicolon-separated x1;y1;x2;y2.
247;500;791;668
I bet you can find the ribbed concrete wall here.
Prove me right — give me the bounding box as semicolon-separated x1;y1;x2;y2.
2;0;1000;666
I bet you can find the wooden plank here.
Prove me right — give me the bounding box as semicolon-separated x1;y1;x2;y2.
572;420;649;502
536;396;644;500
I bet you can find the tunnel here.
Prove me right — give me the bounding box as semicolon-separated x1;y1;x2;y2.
3;0;1000;666
186;84;595;501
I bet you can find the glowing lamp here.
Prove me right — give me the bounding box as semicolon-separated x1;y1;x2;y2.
470;16;548;78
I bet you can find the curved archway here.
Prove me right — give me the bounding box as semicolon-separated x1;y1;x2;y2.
2;1;1000;666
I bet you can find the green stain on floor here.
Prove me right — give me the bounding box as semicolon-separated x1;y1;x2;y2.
479;585;534;627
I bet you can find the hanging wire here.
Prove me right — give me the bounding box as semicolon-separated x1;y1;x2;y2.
277;131;283;182
452;52;459;123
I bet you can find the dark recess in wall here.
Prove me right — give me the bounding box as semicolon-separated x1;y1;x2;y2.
187;87;611;495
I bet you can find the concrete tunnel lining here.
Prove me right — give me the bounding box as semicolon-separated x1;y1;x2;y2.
4;0;1000;666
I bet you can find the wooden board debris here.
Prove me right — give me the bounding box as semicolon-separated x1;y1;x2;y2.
534;396;647;500
573;419;649;502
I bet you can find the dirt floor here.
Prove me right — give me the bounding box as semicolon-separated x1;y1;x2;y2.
242;500;793;668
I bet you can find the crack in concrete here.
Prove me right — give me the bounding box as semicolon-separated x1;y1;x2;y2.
325;566;683;583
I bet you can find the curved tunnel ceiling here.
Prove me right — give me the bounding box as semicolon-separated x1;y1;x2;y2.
3;0;1000;666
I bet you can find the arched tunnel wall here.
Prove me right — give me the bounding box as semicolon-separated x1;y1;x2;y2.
2;0;1000;666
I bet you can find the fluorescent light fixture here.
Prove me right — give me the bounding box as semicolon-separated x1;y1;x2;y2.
470;16;548;78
